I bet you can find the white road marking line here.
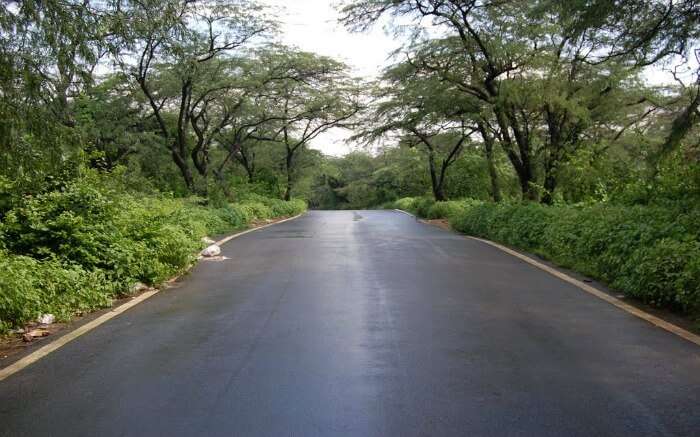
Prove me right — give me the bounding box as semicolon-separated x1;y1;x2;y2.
394;208;416;217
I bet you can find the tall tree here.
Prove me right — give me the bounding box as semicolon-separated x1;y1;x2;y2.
113;0;271;193
0;0;111;192
358;62;477;201
341;0;654;202
257;49;362;200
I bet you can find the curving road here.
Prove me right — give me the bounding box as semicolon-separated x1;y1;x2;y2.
1;210;699;436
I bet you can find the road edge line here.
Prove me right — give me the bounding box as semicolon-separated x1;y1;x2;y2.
214;213;304;247
397;208;700;348
0;212;305;382
468;236;700;348
394;208;416;217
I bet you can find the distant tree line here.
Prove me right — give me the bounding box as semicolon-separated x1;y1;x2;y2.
325;0;700;207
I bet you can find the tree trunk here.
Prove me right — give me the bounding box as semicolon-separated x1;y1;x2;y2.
428;151;447;201
171;145;195;192
492;108;536;201
486;147;501;202
519;173;538;201
477;123;501;202
541;170;557;205
283;148;293;201
246;166;255;184
659;87;700;161
433;182;447;202
213;168;232;199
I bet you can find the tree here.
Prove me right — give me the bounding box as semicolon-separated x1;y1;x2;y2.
113;0;271;193
358;61;477;201
256;48;362;200
528;1;698;173
0;0;111;194
341;0;657;203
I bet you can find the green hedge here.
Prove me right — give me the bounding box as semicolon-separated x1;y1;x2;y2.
0;179;307;333
390;197;700;318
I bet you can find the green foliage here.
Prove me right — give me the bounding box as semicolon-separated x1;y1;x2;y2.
0;174;307;333
0;253;115;333
2;0;700;336
385;197;419;213
386;190;700;318
425;201;469;220
449;201;700;317
388;197;479;221
240;193;307;217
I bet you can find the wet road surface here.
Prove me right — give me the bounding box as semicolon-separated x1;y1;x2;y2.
1;210;699;436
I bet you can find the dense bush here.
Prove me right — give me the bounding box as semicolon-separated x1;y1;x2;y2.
425;200;477;220
240;194;307;218
0;178;307;333
390;196;700;318
383;197;419;213
452;202;700;316
0;253;116;333
385;197;476;220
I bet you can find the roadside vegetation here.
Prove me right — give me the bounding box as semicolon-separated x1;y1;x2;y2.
385;197;700;319
1;1;699;331
0;172;306;332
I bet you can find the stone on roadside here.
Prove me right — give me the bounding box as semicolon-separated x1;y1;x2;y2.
130;282;149;294
37;314;55;325
201;244;221;257
202;236;216;245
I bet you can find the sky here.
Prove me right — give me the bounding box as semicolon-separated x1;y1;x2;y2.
259;0;400;156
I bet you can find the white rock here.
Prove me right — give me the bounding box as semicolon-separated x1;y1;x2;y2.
130;282;149;294
37;314;55;325
202;236;216;245
201;244;221;257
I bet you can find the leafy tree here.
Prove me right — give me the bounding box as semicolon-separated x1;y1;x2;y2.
255;48;362;200
113;0;271;193
0;0;110;195
357;61;478;201
341;0;660;203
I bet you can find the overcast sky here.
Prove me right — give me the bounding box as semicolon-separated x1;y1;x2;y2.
259;0;399;156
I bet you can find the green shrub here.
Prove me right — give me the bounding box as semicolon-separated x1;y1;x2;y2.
414;197;436;218
266;198;307;217
386;197;477;220
391;197;419;213
241;201;273;221
0;177;308;332
0;252;115;332
237;194;307;218
425;200;472;220
450;201;700;317
620;239;700;313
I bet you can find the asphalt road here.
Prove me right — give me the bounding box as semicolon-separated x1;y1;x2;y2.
1;210;699;436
